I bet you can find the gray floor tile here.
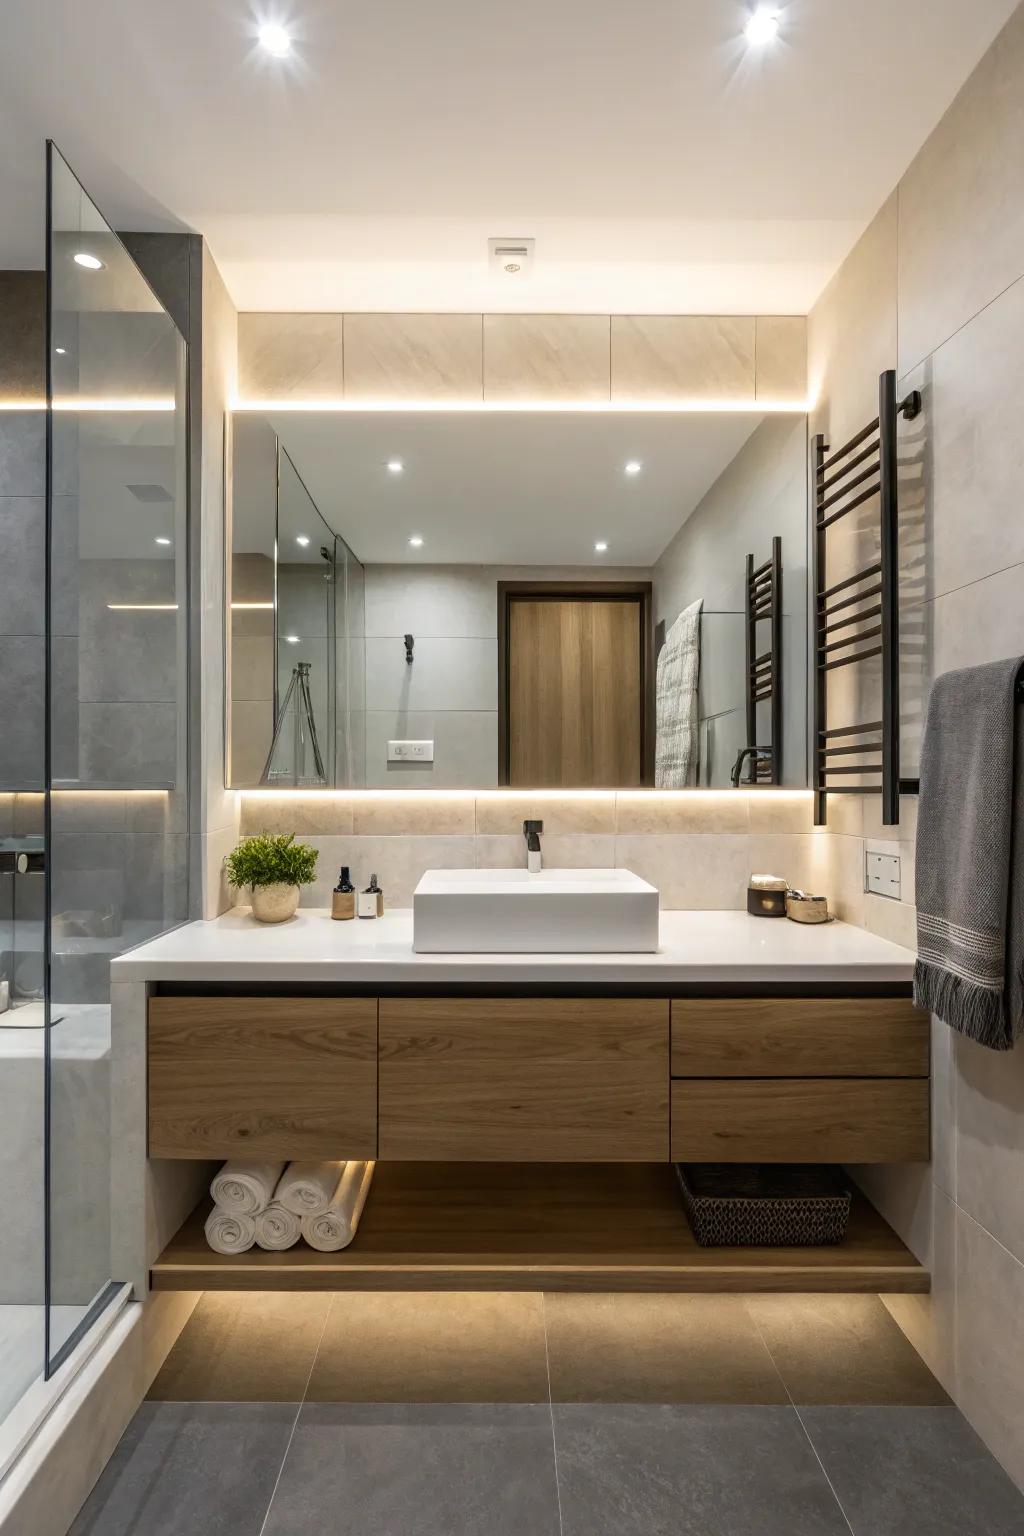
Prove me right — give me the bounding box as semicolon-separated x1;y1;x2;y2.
800;1405;1024;1535
261;1402;561;1536
553;1403;850;1536
69;1401;296;1535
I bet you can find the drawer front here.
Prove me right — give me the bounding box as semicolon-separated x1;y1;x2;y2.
148;997;378;1159
671;997;928;1078
671;1078;929;1163
379;998;669;1161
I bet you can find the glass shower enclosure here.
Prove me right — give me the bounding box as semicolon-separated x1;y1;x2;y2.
0;143;189;1443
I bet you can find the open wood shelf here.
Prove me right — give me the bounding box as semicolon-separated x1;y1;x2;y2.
151;1163;929;1294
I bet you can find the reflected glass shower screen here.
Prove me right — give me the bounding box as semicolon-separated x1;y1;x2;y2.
45;143;189;1374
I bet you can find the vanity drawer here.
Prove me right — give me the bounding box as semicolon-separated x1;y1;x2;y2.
378;998;669;1161
670;1078;929;1163
148;997;378;1160
670;998;928;1078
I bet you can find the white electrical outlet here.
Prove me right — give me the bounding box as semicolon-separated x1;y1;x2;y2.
387;739;434;763
865;850;901;901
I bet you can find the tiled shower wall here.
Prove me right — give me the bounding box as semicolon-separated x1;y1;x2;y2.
237;789;834;909
808;0;1024;1489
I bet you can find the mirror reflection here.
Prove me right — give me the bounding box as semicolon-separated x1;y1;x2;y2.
227;411;808;790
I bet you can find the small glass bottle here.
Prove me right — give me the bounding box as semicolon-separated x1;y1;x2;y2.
331;866;356;921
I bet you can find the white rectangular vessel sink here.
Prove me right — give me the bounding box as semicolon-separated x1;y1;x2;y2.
413;867;660;953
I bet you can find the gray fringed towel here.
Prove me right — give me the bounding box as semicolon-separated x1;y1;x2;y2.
913;656;1024;1050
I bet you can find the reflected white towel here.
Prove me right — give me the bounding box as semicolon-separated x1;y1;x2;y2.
254;1202;302;1251
210;1160;286;1217
274;1161;344;1217
655;598;703;788
300;1161;375;1252
205;1206;256;1255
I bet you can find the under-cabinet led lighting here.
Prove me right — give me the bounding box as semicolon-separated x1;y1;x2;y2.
231;397;809;415
106;603;179;611
73;252;104;270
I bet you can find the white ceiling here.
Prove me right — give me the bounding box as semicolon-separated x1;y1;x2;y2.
261;410;767;565
0;0;1017;313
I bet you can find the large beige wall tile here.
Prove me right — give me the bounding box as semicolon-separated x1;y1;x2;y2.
483;314;610;401
956;1031;1024;1263
882;1187;957;1396
239;792;354;836
611;316;755;402
475;792;616;836
238;313;345;401
956;1210;1024;1491
898;4;1024;377
755;316;807;403
352;793;475;836
808;194;897;448
917;274;1024;602
931;563;1024;677
614;833;749;908
615;791;749;835
343;314;482;401
300;833;474;906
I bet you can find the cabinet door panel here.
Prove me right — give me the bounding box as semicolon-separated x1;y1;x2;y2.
379;998;669;1161
148;997;377;1159
671;998;929;1078
671;1078;929;1163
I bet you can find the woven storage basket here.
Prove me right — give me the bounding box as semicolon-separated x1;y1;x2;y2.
675;1163;852;1247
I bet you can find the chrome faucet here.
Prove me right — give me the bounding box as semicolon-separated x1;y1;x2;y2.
523;820;543;873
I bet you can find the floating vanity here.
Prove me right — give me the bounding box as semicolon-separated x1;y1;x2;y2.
111;908;930;1297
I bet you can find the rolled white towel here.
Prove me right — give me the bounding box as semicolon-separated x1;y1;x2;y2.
300;1161;375;1252
254;1202;302;1251
274;1161;345;1218
210;1160;286;1217
205;1206;256;1255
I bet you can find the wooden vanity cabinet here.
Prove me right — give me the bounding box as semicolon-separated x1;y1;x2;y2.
378;997;669;1161
148;996;378;1160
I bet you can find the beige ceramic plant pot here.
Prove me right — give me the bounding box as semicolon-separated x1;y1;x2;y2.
250;882;300;924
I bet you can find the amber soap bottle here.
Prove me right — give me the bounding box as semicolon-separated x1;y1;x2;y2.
331;866;356;920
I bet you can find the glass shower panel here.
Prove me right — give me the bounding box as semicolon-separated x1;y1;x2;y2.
45;144;189;1369
265;448;335;785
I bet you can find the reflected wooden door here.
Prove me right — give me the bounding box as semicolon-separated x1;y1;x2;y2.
506;595;645;786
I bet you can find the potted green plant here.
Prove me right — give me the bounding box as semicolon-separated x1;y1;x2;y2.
225;833;319;924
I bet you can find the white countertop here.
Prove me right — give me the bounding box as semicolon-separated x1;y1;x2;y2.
111;907;916;984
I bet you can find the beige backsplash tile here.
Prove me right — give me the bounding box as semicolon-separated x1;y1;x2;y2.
744;792;815;835
352;794;475;837
614;833;749;909
474;792;616;836
615;791;749;835
864;892;918;950
239;793;355;837
301;834;476;907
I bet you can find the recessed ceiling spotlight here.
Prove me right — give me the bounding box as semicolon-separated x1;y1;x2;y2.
594;540;609;553
258;21;291;56
55;346;66;355
745;6;779;45
73;252;104;270
295;534;310;546
155;536;172;546
408;535;424;548
284;634;300;644
387;459;404;473
624;460;642;476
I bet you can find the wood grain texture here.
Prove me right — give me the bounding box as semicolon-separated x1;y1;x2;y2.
508;597;642;787
670;997;930;1078
148;997;378;1159
150;1162;928;1294
671;1078;930;1163
378;998;669;1161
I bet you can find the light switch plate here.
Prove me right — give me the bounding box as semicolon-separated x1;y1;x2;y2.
865;850;901;901
388;739;434;763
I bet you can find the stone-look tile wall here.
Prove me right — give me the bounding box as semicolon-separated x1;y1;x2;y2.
238;312;807;405
807;0;1024;1489
237;789;821;908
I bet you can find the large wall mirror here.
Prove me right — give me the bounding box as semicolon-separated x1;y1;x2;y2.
226;409;809;790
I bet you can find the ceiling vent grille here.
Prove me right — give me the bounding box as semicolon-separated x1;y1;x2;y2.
488;237;535;275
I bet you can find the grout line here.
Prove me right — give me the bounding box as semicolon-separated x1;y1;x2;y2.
256;1293;336;1536
745;1305;857;1536
541;1294;566;1536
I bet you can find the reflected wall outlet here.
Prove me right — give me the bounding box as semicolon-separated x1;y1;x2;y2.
388;739;434;763
865;849;901;901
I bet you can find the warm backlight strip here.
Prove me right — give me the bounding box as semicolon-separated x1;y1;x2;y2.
231;397;809;414
238;787;814;800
